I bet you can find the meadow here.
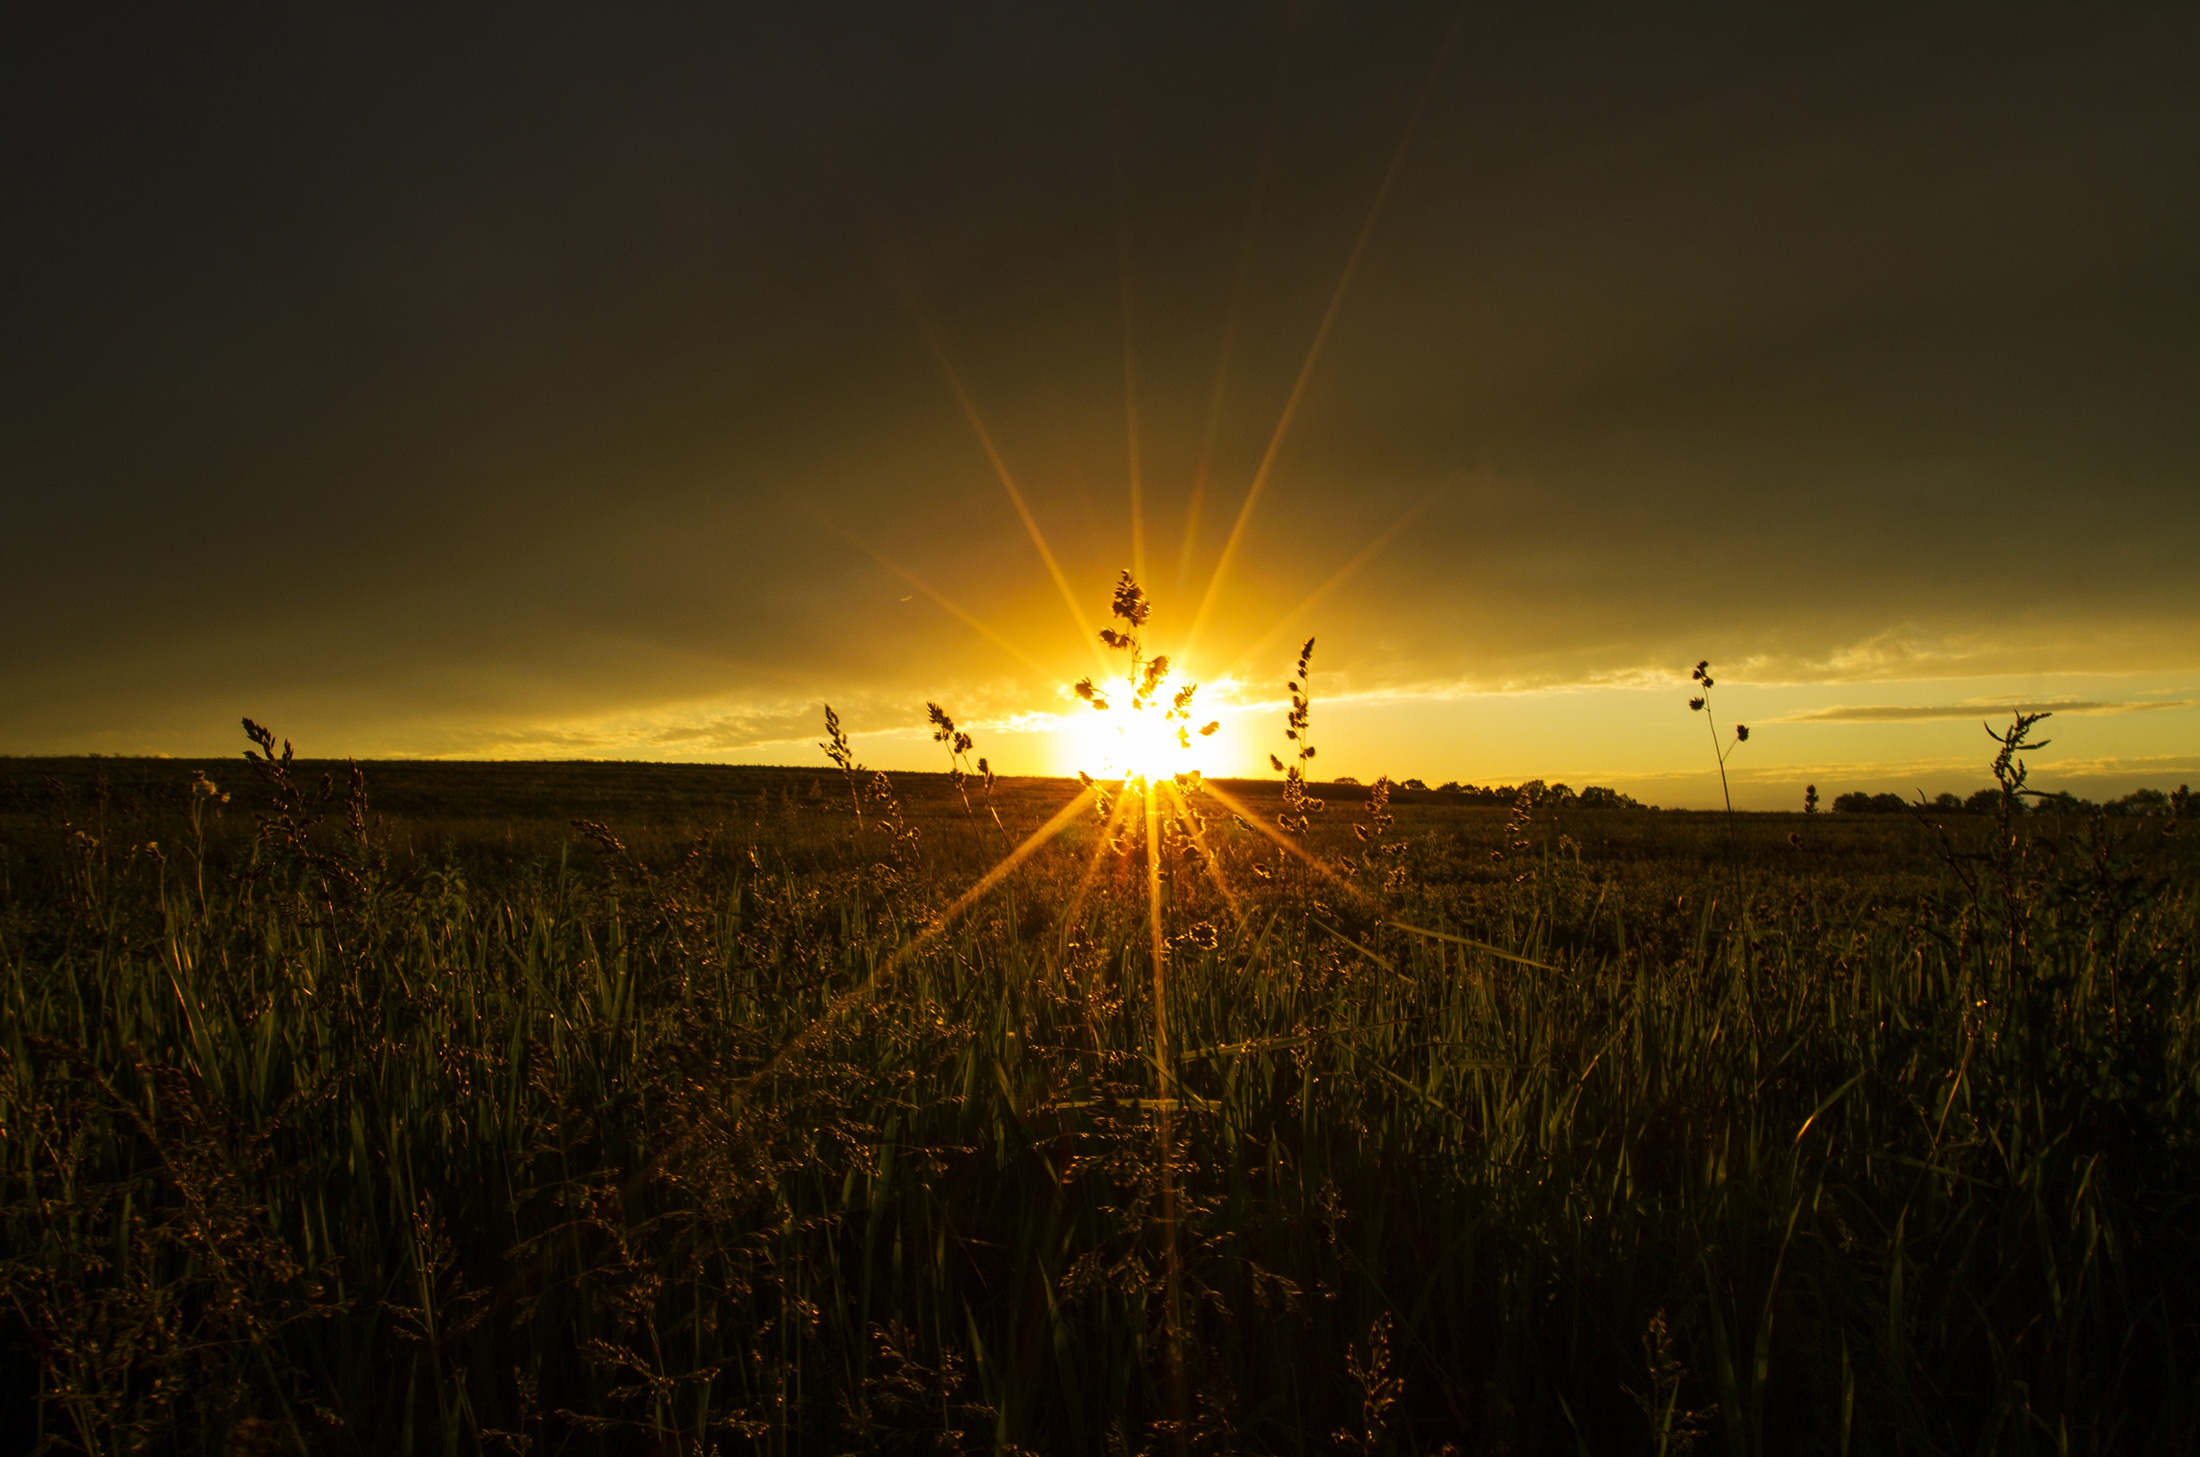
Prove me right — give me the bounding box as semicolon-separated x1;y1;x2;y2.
3;727;2197;1455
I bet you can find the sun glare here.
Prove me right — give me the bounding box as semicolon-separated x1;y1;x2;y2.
1055;570;1224;785
1065;696;1199;782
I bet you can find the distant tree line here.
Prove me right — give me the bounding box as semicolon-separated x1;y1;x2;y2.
1328;776;1647;810
1831;784;2193;817
1328;777;2195;819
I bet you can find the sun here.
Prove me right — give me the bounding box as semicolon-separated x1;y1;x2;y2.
1056;570;1222;785
1066;696;1198;783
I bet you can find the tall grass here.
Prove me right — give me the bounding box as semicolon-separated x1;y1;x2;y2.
1;718;2196;1454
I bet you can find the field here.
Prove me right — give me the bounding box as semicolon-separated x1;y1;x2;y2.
3;741;2198;1455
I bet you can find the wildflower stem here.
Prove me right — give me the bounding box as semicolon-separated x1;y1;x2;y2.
1707;705;1735;832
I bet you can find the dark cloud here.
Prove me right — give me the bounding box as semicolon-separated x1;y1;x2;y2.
4;2;2196;755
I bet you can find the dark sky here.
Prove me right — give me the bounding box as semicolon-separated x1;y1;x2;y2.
5;2;2197;779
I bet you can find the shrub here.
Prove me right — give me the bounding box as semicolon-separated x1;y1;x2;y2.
1834;791;1911;814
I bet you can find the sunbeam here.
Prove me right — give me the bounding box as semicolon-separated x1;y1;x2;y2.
1144;784;1170;1098
739;784;1096;1094
1158;777;1247;926
891;263;1113;677
1200;778;1550;972
1185;5;1470;656
1141;776;1188;1448
803;506;1057;679
1214;487;1442;681
1177;17;1296;598
1197;777;1380;910
1060;787;1135;939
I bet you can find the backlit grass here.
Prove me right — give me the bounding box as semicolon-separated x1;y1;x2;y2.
2;723;2197;1454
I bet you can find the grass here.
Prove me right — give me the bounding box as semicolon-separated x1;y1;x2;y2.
1;724;2197;1455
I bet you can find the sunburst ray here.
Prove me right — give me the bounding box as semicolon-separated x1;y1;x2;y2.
1178;21;1296;596
891;265;1111;677
1159;778;1247;926
1140;775;1188;1435
1060;787;1136;940
1197;778;1378;911
1186;9;1470;656
739;785;1096;1093
1214;487;1441;682
1145;782;1171;1091
1200;779;1517;968
805;507;1055;679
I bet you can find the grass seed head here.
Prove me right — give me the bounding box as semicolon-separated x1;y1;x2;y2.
1110;569;1151;627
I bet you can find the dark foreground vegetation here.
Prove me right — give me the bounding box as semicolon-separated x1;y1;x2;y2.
3;732;2198;1455
1830;787;2191;818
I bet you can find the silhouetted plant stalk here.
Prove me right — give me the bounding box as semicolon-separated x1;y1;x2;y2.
1267;637;1323;838
924;701;1001;833
817;703;863;829
185;768;228;921
1347;774;1404;894
1688;660;1750;832
1496;782;1536;881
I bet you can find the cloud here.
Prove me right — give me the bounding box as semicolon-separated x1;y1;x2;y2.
8;6;2200;771
399;700;841;761
1773;698;2194;724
